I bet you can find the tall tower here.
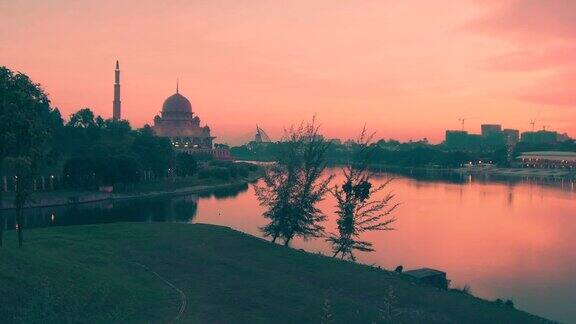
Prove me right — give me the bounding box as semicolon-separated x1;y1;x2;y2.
112;60;121;120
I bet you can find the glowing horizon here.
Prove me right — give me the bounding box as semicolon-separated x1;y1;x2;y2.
1;0;575;144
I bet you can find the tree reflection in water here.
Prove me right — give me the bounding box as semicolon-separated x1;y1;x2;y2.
0;182;249;231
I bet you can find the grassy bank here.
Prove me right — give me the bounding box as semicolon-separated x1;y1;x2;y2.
0;223;548;323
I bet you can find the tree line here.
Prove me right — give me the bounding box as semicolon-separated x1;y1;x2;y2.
232;140;494;167
233;134;576;168
254;120;399;261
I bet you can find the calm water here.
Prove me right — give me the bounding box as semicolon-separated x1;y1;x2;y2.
3;171;575;322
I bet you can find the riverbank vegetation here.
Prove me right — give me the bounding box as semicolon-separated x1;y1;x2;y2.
233;139;484;167
231;136;576;169
0;223;546;323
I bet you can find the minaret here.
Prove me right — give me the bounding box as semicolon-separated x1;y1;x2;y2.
112;60;121;120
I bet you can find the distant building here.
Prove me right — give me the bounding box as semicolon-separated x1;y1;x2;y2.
467;134;482;149
445;130;468;149
557;132;571;142
517;151;576;169
503;129;520;145
480;124;505;147
254;131;262;143
253;126;271;143
444;131;483;151
445;123;572;151
481;124;502;137
520;130;558;144
247;126;273;151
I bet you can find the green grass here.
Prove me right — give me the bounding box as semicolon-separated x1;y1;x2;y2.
0;223;549;323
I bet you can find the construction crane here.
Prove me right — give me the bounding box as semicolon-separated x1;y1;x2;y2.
255;125;272;143
458;117;475;131
529;119;537;131
458;118;466;131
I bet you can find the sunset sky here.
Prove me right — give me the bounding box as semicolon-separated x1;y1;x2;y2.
1;0;575;144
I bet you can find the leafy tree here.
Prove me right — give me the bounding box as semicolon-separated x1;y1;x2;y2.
175;153;198;177
0;66;59;247
63;157;97;188
61;112;173;189
102;118;131;138
67;108;97;128
95;154;141;187
60;108;103;157
198;166;231;180
327;130;399;260
254;119;332;245
132;125;173;177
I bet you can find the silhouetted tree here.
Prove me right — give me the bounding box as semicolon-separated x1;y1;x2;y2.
63;157;97;188
68;108;97;128
0;66;60;247
327;129;399;260
60;111;174;188
132;125;173;177
254;119;332;245
96;154;141;188
175;153;198;177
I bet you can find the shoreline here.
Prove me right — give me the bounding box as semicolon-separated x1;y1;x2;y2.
454;166;575;180
335;162;576;181
236;157;576;180
0;174;260;211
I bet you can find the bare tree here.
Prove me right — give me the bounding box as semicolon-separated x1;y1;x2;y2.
254;119;332;246
327;129;399;260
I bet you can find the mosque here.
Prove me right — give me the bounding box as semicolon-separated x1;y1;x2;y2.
112;61;230;159
152;83;214;150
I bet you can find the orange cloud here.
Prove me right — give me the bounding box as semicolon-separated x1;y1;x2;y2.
469;0;576;43
469;0;576;111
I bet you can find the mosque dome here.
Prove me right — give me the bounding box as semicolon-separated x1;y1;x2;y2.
162;92;192;113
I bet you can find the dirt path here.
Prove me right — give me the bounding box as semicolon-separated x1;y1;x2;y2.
134;262;187;322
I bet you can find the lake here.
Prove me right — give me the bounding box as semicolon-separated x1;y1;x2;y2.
2;170;575;323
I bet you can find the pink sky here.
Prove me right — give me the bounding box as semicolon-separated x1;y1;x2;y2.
1;0;575;144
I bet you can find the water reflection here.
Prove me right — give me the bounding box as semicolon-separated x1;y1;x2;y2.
192;170;575;323
1;182;249;230
1;173;574;322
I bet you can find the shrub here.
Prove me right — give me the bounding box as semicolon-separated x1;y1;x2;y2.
209;160;233;168
175;153;198;177
198;166;231;180
450;284;472;295
231;164;248;178
505;299;514;308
